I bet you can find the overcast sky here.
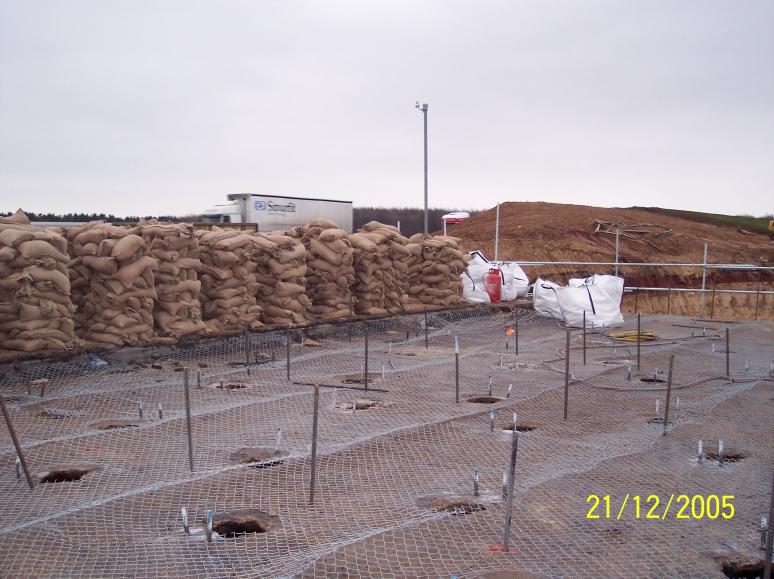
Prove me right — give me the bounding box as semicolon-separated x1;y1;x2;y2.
1;0;772;217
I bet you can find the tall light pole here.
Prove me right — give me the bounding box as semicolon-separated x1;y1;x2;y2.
415;101;429;234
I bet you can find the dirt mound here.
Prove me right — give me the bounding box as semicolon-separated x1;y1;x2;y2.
448;202;773;319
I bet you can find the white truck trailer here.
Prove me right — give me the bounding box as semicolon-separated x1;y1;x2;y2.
201;193;353;233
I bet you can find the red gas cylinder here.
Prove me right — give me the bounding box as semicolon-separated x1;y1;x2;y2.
484;267;502;303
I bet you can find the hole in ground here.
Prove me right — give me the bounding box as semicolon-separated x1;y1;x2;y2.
641;377;666;383
90;419;141;430
34;464;101;484
716;554;764;578
335;398;379;411
501;423;537;432
210;508;280;537
466;396;503;404
229;447;284;467
417;496;487;515
705;449;749;463
646;417;673;425
208;381;247;390
339;373;380;385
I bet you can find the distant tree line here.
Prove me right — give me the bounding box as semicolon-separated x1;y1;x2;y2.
2;207;478;236
0;211;183;223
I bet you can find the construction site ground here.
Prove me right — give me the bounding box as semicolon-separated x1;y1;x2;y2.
0;308;772;578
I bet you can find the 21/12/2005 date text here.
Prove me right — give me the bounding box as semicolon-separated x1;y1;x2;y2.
586;494;734;520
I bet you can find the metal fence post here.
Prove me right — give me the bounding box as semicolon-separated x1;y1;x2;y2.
700;243;708;315
614;230;620;278
286;329;291;381
725;328;730;380
582;311;587;366
636;313;641;371
0;399;34;489
424;309;429;349
514;316;519;355
455;336;460;403
763;472;773;579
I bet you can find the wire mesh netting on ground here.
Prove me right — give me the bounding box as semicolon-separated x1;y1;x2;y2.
0;308;772;578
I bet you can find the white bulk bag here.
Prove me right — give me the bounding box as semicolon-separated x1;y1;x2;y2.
461;270;490;303
534;275;625;328
462;251;529;303
501;262;529;298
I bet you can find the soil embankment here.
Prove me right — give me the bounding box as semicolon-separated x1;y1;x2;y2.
447;202;773;320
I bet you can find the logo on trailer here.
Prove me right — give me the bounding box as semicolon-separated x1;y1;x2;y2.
267;201;296;213
254;201;267;211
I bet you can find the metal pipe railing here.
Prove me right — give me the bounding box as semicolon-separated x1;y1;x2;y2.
513;261;774;270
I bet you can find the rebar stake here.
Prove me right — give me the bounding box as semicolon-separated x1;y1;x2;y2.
183;369;195;472
243;328;250;366
158;403;163;420
473;467;480;497
502;414;520;552
663;354;675;435
424;309;429;349
502;472;508;501
364;321;369;392
138;400;143;420
309;384;320;505
286;329;291;381
507;383;512;399
205;510;213;543
196;369;201;389
760;515;768;551
181;506;190;535
698;439;704;464
489;409;496;432
514;317;519;354
763;473;774;579
725;328;730;380
718;439;724;468
563;329;570;420
455;337;460;404
15;457;21;480
582;310;587;365
0;398;34;489
488;377;493;397
275;428;283;452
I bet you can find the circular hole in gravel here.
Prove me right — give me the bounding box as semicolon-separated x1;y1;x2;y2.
417;496;487;515
501;422;537;433
466;396;503;404
339;373;380;385
335;398;379;411
640;376;666;383
646;417;673;425
35;463;101;484
716;554;764;578
705;449;749;463
90;419;141;430
207;380;247;390
210;508;280;537
229;447;284;467
37;408;76;419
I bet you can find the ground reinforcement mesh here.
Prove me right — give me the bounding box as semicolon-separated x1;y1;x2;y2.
1;309;772;578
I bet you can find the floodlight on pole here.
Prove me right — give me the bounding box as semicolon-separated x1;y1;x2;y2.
415;101;429;234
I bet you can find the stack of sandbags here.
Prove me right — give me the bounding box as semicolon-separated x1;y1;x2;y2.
349;221;410;316
129;220;206;339
253;233;310;325
196;228;263;332
65;221;157;347
286;218;354;320
0;210;76;354
406;234;467;309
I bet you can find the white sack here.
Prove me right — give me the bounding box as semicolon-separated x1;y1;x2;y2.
534;275;624;328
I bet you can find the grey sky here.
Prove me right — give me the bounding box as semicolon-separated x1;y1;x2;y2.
1;0;772;217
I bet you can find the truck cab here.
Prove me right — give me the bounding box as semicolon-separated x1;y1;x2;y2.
201;201;243;223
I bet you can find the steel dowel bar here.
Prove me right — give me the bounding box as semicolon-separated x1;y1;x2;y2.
563;328;570;420
514;316;519;354
582;311;587;366
183;368;195;472
424;309;429;349
663;354;675;436
0;399;34;489
726;328;730;380
292;381;389;393
309;384;320;505
502;424;519;552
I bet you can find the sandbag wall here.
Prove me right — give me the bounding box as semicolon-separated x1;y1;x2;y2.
66;221;157;347
406;234;467;309
0;211;76;354
348;221;410;316
253;233;310;325
196;229;264;332
129;220;206;339
287;219;354;320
